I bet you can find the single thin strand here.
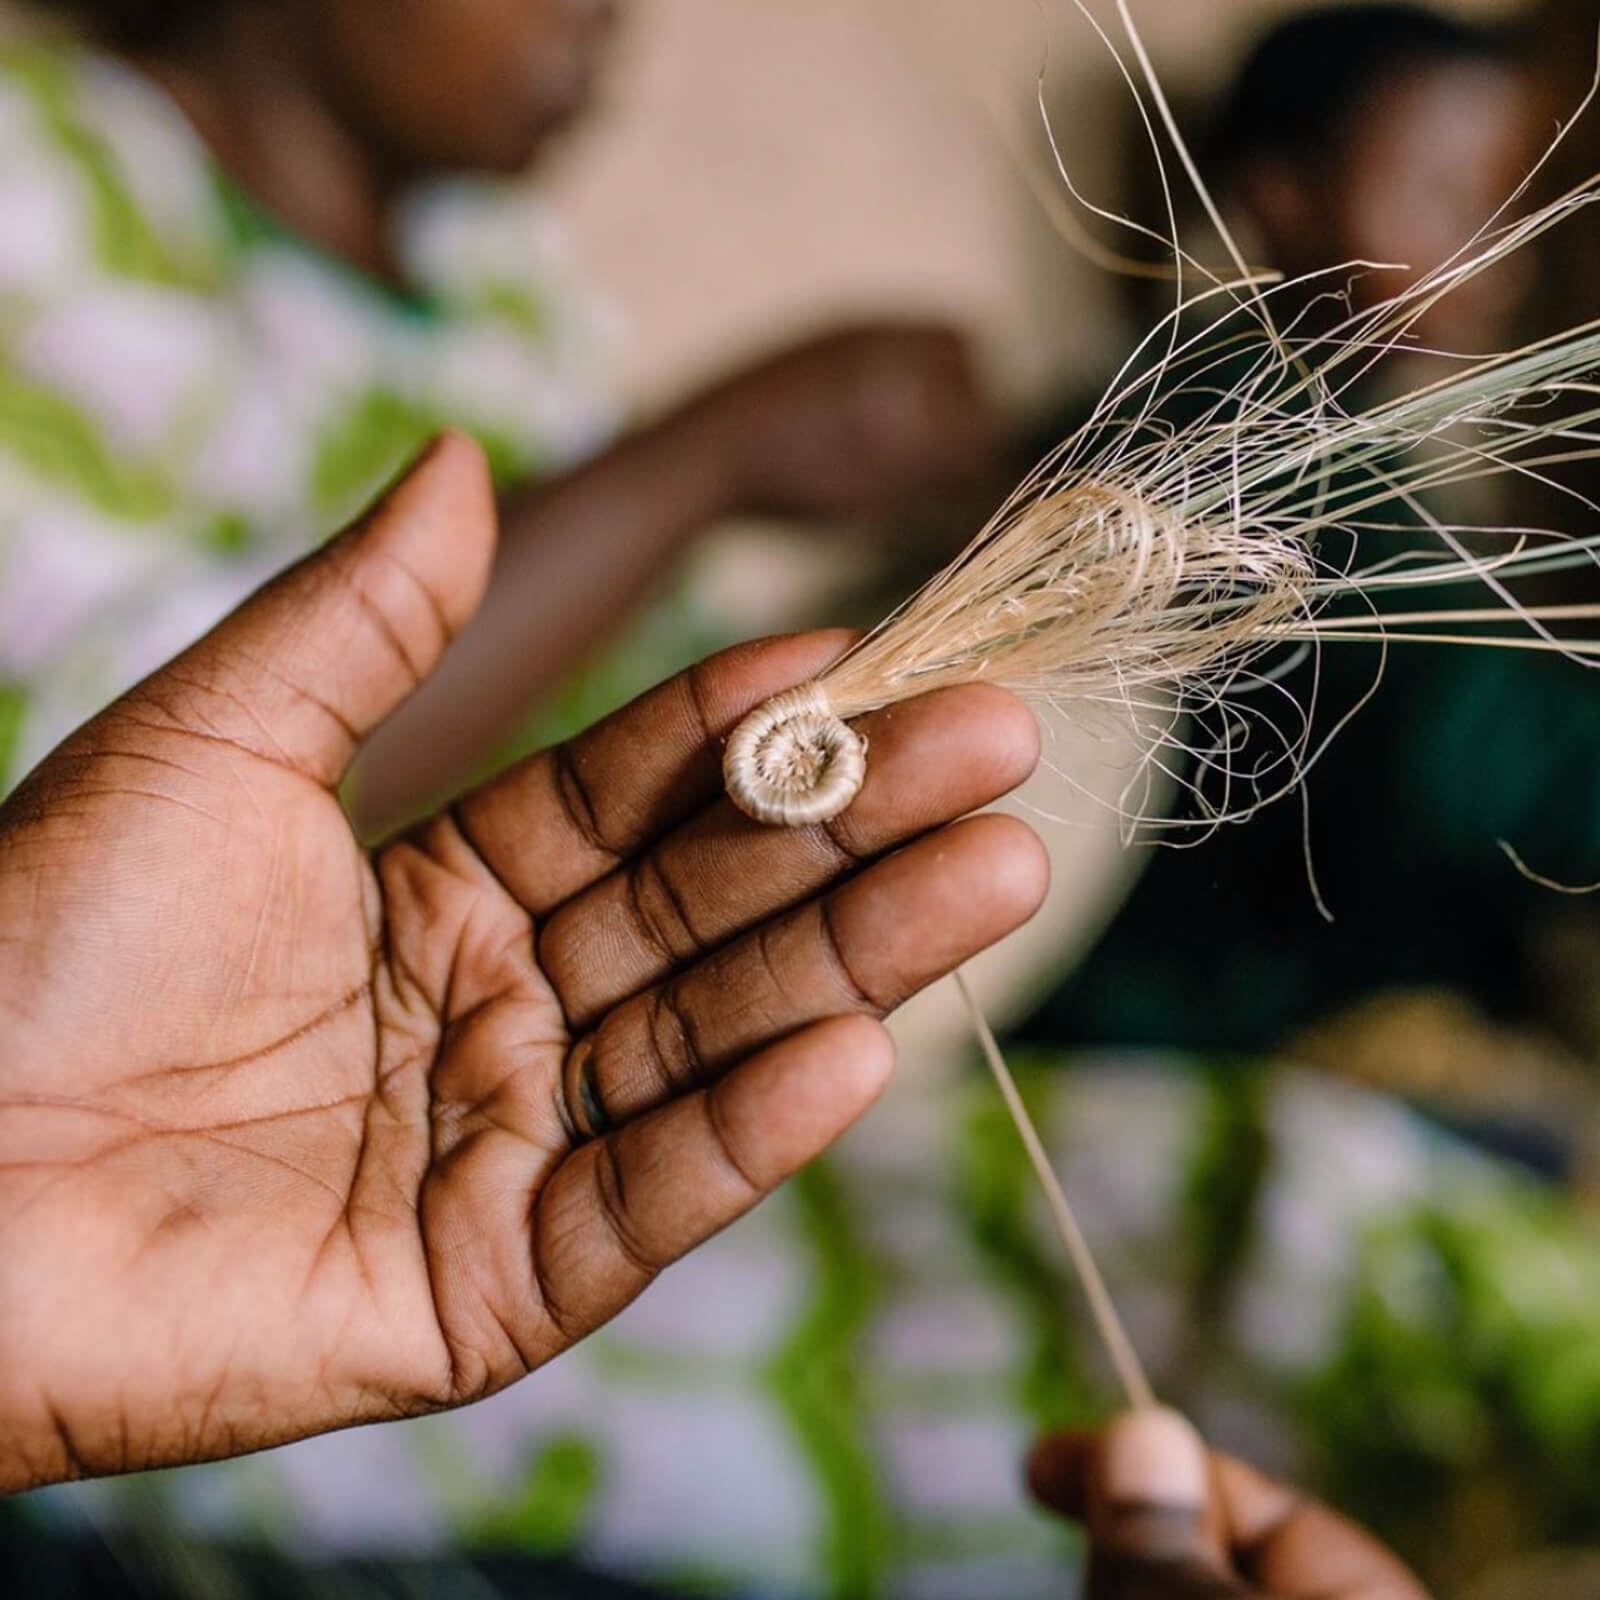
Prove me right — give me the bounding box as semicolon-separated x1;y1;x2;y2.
955;971;1155;1412
1499;840;1600;894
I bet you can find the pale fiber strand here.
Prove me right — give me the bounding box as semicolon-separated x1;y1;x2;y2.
1498;841;1600;895
955;971;1156;1412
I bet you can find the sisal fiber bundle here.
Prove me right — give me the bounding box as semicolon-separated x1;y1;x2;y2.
726;0;1600;833
725;222;1600;830
721;0;1600;1414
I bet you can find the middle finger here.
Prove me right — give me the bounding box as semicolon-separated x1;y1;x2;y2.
556;811;1048;1138
539;683;1039;1029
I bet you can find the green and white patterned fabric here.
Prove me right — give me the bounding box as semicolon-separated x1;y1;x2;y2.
0;39;622;791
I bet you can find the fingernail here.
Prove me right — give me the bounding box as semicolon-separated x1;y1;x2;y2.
1102;1407;1209;1510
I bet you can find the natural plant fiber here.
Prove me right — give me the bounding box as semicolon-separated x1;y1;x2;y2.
726;210;1600;833
723;0;1600;1415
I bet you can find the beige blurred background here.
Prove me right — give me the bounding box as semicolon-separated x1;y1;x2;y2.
544;0;1519;414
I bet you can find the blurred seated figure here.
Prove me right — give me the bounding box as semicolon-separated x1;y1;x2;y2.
0;0;997;832
1210;1;1532;355
1024;5;1600;1172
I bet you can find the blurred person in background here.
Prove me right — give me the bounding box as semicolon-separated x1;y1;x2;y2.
0;0;997;832
1209;1;1533;355
1027;3;1600;1140
1528;0;1600;380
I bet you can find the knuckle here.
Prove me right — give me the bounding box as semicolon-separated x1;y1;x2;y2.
646;984;714;1095
816;898;889;1014
623;854;700;967
593;1137;659;1280
552;741;619;864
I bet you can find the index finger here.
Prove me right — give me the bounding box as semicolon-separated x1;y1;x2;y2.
453;632;855;916
1216;1454;1431;1600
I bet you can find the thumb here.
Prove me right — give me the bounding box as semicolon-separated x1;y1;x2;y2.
1033;1409;1248;1599
134;431;497;787
1032;1414;1429;1600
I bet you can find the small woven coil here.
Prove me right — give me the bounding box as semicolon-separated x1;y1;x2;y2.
723;683;867;826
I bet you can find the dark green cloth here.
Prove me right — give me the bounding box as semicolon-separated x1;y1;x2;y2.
1027;628;1600;1053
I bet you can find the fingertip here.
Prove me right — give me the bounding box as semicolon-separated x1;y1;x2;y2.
784;1012;897;1112
926;683;1043;792
364;429;499;635
712;1014;896;1191
827;812;1049;995
391;428;493;519
1086;1408;1235;1574
423;426;491;477
967;811;1052;927
982;684;1043;789
839;685;1041;843
1100;1408;1211;1512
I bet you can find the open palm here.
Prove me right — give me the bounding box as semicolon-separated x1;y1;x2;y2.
0;436;1045;1491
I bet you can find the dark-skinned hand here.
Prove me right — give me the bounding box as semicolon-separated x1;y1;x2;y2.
1031;1409;1432;1600
0;433;1047;1492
